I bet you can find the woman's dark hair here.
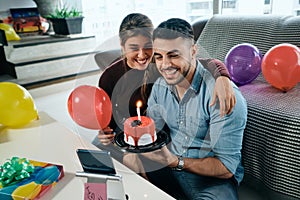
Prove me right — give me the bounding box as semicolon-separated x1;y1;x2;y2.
118;13;154;102
119;13;154;46
153;18;194;41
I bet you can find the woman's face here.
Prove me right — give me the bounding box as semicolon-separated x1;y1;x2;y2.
121;34;153;70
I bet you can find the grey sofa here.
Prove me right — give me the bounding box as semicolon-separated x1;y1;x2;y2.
94;14;300;200
194;14;300;200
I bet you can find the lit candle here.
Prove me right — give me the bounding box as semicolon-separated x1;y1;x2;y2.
136;100;142;121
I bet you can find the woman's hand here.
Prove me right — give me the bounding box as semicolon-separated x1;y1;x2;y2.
210;76;236;117
97;127;114;145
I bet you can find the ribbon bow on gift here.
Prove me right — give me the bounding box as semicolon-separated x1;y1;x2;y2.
0;157;34;187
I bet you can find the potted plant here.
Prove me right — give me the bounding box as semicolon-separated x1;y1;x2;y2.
46;7;83;35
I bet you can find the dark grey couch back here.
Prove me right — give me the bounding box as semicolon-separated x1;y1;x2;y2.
195;14;300;62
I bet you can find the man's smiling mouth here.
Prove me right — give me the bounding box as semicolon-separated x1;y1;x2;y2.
161;67;178;75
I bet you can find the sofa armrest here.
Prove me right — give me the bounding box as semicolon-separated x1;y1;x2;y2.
94;49;121;71
191;16;210;42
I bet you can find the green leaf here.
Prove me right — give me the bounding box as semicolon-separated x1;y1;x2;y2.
45;6;83;19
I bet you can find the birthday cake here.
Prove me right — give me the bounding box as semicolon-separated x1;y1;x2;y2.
124;116;157;146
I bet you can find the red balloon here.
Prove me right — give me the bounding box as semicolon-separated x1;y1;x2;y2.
262;43;300;92
67;85;112;129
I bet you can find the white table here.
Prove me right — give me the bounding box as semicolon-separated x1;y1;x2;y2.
0;112;175;200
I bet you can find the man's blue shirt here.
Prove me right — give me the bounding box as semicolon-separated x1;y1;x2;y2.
147;60;247;184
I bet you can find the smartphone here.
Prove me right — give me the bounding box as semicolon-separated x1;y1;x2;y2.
76;149;116;175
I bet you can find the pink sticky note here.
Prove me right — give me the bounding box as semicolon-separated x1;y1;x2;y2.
84;182;107;200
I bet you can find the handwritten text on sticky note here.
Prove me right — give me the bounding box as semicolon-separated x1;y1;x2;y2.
84;183;107;200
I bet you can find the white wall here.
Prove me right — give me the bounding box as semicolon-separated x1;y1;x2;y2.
134;0;187;26
0;0;82;18
0;0;36;11
237;0;265;14
0;0;36;18
272;0;295;15
82;0;135;44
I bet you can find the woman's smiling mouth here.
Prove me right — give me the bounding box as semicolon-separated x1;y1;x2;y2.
136;58;149;65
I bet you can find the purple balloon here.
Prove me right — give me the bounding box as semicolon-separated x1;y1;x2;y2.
224;43;262;86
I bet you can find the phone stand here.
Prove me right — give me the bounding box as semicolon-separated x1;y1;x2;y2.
76;171;127;200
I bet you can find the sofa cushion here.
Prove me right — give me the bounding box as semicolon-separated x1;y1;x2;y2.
193;15;300;200
240;75;300;200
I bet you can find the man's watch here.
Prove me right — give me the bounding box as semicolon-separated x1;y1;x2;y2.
175;156;184;171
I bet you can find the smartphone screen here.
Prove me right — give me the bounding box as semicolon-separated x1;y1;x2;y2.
76;149;116;175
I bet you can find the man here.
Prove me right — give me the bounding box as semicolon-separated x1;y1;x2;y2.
144;18;247;199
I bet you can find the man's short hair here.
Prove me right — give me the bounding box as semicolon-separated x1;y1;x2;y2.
153;18;194;41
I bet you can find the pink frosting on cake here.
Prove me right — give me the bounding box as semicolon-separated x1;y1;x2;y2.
124;116;156;146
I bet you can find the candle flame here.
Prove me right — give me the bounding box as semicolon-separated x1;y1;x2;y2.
136;100;142;108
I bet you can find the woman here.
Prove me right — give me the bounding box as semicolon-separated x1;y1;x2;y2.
92;13;235;162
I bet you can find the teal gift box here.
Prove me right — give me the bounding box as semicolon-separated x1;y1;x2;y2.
0;157;64;200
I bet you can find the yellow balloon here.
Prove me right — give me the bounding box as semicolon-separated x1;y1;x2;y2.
12;182;41;200
0;23;21;41
0;82;38;128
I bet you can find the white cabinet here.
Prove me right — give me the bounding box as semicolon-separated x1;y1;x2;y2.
1;35;100;85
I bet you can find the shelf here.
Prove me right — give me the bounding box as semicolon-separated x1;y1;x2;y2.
0;34;100;84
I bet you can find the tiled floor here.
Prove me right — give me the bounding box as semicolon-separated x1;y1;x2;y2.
27;73;264;200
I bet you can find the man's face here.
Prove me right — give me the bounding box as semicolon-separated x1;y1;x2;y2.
153;37;196;85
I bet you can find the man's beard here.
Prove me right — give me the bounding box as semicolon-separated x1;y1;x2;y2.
165;63;191;85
